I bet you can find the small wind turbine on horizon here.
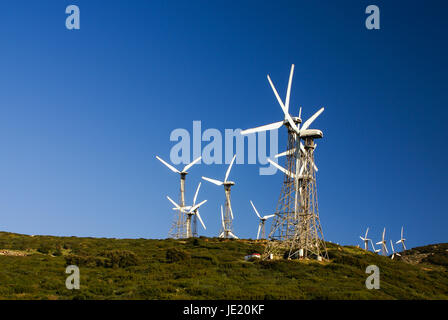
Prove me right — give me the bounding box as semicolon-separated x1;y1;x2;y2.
390;240;401;260
156;155;202;238
166;183;207;238
202;154;238;239
396;226;407;251
376;228;389;256
250;200;275;240
360;227;371;251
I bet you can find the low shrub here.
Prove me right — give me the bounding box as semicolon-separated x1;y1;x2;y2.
166;248;190;263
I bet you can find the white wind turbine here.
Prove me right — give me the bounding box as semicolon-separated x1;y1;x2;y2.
250;200;275;240
360;227;371;251
376;228;389;256
166;184;207;238
219;205;238;239
202;155;238;239
390;240;401;260
240;65;325;245
396;226;407;251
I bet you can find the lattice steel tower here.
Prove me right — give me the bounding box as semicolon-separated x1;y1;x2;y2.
168;172;187;239
240;64;328;259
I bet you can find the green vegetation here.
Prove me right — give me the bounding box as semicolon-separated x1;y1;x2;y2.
0;232;447;300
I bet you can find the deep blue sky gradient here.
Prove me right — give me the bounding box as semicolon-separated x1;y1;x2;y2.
0;1;446;249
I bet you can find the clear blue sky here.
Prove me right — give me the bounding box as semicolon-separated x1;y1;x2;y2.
0;1;446;249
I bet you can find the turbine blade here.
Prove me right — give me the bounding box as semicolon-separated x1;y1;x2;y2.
267;75;299;133
228;232;238;239
196;211;206;230
267;158;296;178
240;121;283;135
156;156;180;174
300;107;324;132
365;227;369;238
193;182;201;206
299;162;305;176
285;64;295;113
221;206;225;229
182;156;202;173
166;196;180;209
202;176;223;186
263;214;275;219
224;154;236;182
275;148;296;158
257;224;261;240
300;142;306;155
250;200;262;219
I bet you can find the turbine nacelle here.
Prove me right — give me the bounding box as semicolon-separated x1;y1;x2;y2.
283;116;301;126
300;129;323;139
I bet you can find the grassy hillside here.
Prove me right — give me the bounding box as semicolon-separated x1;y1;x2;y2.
0;231;447;300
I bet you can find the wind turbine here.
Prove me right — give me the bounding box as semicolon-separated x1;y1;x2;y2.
250;200;275;240
202;154;237;239
360;227;371;251
390;240;401;260
376;228;388;256
166;184;207;238
219;205;238;239
156;155;202;238
396;226;407;251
